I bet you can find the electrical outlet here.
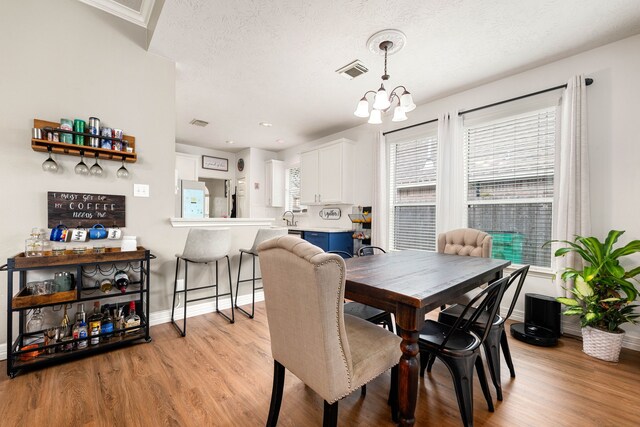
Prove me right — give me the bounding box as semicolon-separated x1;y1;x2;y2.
133;184;150;198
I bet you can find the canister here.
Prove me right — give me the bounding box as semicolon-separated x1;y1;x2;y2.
88;117;100;147
60;118;73;143
73;119;85;145
101;127;112;150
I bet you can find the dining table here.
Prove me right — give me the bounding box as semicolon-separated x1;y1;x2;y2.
344;250;511;426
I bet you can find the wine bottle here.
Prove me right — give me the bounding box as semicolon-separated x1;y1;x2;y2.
114;270;129;294
124;301;140;334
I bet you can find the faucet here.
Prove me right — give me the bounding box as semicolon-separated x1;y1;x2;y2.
282;210;297;227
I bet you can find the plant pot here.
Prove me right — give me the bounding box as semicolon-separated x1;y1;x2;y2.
581;326;625;362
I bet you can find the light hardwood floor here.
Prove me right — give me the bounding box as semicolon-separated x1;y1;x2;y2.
1;303;638;426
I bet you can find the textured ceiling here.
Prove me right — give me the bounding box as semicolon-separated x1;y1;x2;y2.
148;0;640;152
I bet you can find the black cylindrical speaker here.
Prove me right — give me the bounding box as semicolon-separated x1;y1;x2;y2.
511;293;561;346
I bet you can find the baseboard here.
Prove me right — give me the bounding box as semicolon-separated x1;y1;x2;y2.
149;291;265;326
0;292;265;361
503;305;640;351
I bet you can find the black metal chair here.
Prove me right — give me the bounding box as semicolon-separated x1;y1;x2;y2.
434;265;530;401
418;276;509;427
357;245;386;256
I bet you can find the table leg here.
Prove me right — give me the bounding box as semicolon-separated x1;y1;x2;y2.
395;306;421;426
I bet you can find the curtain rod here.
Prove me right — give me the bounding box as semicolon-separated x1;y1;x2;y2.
383;118;438;136
458;78;594;116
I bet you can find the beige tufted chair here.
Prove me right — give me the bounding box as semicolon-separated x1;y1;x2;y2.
438;228;492;258
258;235;401;426
438;228;492;305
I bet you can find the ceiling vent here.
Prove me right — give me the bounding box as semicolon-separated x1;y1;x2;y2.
189;119;209;127
336;60;368;80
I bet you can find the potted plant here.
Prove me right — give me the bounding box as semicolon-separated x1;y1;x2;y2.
550;230;640;362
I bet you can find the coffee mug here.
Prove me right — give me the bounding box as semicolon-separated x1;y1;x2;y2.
89;224;107;240
107;228;122;240
50;225;71;242
71;229;89;242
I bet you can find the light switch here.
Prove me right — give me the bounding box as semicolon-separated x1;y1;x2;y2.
134;184;150;198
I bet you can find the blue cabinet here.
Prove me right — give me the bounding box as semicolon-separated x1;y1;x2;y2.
303;231;353;255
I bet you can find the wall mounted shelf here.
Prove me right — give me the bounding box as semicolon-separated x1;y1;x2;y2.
32;119;137;163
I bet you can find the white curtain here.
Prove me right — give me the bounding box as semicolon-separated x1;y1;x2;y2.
436;111;465;235
372;131;389;249
552;75;591;297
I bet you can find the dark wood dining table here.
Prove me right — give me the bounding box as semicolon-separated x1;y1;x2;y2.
344;250;511;426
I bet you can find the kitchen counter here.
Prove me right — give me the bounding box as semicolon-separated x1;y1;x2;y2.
170;217;276;227
288;226;353;233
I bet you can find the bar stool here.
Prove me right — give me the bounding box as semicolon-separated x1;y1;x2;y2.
234;228;288;318
171;228;234;337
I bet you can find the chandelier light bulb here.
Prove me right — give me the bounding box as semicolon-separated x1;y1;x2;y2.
400;90;416;112
392;105;408;122
354;97;370;118
368;109;383;124
373;84;391;110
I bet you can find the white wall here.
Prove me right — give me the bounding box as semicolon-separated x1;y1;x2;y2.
279;34;640;348
0;0;225;349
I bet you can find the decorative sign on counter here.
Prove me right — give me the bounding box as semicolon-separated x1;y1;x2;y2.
318;207;341;220
48;191;125;228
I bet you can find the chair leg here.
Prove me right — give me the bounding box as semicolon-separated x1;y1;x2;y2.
482;328;503;401
419;350;428;377
443;355;476;427
389;365;399;422
234;251;243;309
322;400;339;427
250;255;256;318
170;258;181;332
501;329;516;378
266;361;286;427
226;255;235;323
426;353;436;373
474;356;494;412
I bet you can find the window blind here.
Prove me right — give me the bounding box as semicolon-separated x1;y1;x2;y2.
285;167;304;212
389;132;438;251
464;108;556;267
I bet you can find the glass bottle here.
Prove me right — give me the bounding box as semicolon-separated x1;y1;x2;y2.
77;320;88;349
101;307;114;342
124;301;140;334
114;270;129;294
88;302;103;345
25;227;44;257
27;308;44;332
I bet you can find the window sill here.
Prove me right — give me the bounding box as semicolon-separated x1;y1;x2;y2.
505;264;553;279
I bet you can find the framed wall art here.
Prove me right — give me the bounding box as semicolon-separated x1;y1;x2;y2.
202;155;228;171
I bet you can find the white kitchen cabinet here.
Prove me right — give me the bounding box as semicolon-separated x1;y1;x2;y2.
265;159;285;207
300;139;354;205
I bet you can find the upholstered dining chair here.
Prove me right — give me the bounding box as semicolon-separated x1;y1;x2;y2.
438;228;493;305
258;236;401;426
435;265;530;401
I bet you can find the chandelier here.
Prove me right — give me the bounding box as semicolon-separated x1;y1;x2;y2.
354;30;416;124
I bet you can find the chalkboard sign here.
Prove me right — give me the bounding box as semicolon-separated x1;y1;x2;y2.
48;192;126;228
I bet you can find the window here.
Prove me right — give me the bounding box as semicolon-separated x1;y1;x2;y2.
388;130;438;251
285;166;306;213
464;107;556;267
